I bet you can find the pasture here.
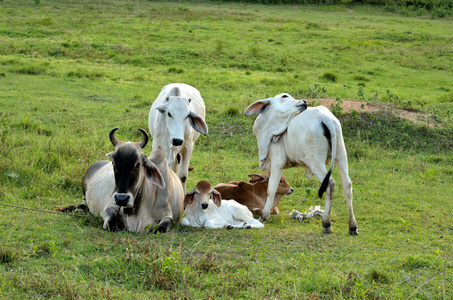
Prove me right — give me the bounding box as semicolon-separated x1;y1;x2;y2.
0;0;452;298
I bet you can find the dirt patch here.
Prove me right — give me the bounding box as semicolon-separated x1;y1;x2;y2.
306;98;438;128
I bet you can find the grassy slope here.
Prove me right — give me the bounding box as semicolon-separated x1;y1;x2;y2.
0;0;452;299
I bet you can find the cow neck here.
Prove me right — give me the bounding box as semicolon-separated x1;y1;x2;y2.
122;177;145;216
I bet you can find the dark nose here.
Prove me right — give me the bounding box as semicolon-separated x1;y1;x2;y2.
301;100;308;110
172;138;183;146
115;194;130;206
201;203;208;209
287;188;294;195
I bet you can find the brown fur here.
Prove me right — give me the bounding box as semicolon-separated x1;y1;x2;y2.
214;174;293;215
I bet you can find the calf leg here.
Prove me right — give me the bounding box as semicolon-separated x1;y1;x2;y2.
322;177;335;234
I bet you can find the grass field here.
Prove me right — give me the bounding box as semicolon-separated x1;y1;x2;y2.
0;0;452;298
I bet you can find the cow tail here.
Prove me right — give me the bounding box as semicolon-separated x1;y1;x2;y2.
318;116;337;198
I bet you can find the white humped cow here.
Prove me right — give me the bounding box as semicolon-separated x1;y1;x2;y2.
245;93;358;235
149;83;208;192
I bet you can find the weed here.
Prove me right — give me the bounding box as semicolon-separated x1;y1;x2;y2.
306;84;327;99
321;72;337;82
330;96;343;118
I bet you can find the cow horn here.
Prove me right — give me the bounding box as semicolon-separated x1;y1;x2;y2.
138;128;149;149
109;128;119;147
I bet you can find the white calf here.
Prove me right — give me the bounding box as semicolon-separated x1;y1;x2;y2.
181;181;264;229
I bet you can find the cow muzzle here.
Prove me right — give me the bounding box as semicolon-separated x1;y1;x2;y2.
287;188;294;195
114;193;132;207
201;203;209;210
172;138;184;146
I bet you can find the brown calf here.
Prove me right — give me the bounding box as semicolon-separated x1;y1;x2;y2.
214;174;293;215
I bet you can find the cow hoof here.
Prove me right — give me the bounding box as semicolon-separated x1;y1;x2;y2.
349;227;358;236
259;215;269;223
226;225;233;230
245;224;252;229
154;225;168;234
323;227;332;234
104;219;118;232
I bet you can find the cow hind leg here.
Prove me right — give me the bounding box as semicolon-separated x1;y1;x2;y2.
336;161;358;235
322;177;335;234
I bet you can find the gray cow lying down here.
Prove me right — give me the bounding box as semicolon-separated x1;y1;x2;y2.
245;93;358;235
70;128;184;233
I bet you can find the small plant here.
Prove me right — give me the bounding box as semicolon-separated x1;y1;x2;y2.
306;83;327;99
330;96;344;118
321;72;337;82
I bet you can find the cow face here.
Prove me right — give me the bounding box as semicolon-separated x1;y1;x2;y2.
184;181;221;210
106;128;165;207
248;173;294;195
244;93;307;118
155;96;208;148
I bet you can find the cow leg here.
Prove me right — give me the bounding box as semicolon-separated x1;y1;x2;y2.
154;217;172;234
176;147;191;193
336;159;358;235
322;177;335;234
261;167;284;222
102;204;124;232
312;167;334;234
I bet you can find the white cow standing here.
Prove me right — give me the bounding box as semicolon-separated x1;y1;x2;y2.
245;93;358;235
149;83;208;192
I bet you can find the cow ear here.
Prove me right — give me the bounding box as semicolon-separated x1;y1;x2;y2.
142;154;165;189
106;152;114;160
184;190;196;209
248;174;266;183
212;189;222;207
188;111;208;136
155;104;167;115
244;99;271;116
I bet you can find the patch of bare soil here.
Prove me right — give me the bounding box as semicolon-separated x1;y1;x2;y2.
306;98;438;128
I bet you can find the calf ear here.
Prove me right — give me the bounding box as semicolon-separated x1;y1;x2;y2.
106;152;114;160
188;111;208;136
248;174;266;183
184;190;196;209
142;154;165;189
212;189;222;207
244;99;271;116
155;104;167;115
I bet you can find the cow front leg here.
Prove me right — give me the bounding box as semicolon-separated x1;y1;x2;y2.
102;204;124;231
154;217;172;234
261;168;284;222
176;147;191;193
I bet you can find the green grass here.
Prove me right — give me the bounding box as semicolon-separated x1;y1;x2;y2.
0;0;452;298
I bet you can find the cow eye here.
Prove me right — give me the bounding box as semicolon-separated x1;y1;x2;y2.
168;112;172;118
135;162;140;169
280;179;283;183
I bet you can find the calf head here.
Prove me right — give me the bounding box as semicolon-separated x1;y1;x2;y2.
244;93;307;171
106;128;165;207
184;181;221;210
248;173;294;195
155;96;208;147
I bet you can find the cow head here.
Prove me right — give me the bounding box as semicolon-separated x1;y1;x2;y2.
244;93;307;171
184;181;221;210
248;173;294;195
155;96;208;147
106;128;165;208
